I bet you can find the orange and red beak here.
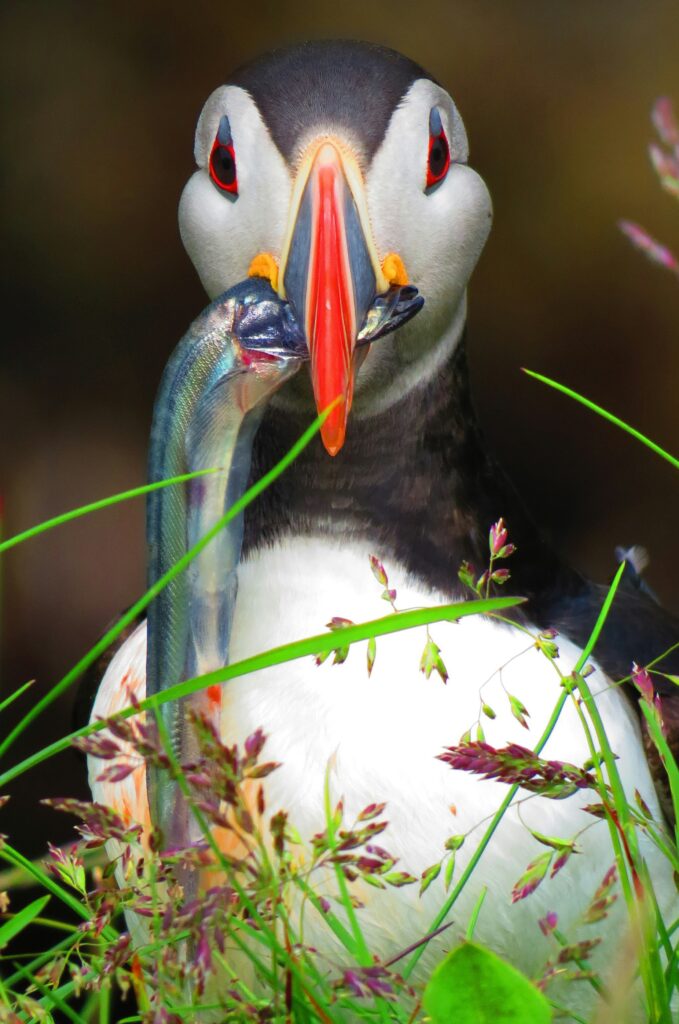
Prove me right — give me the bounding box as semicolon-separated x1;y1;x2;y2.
279;141;388;455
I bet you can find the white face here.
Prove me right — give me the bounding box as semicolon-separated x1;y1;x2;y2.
179;77;492;415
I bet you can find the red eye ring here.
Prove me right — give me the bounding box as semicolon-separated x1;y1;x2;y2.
209;137;238;195
426;129;450;189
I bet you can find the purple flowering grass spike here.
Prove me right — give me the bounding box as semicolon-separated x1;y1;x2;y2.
244;728;266;761
72;734;121;760
489;518;508;556
339;965;396;1001
327;616;354;630
365;844;392;859
368;554;389;587
508;694;530;729
420;635;449;683
619;220;679;277
632;662;655;703
652;96;679;150
95;761;139;785
550;845;575;879
538;910;558;936
458;560;475;589
367;635;377;677
357;802;387;822
512;850;553;902
557;938;601;965
476;570;489;591
438;741;597;798
649;144;679;198
583;864;618;924
343;969;365;999
42;797;143;848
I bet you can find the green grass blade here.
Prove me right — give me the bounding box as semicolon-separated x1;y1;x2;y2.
523;369;679;470
403;562;626;979
0;468;221;556
639;699;679;847
0;845;106;891
23;968;88;1024
292;877;358;956
4;930;79;988
0;894;50;949
465;886;487;941
0;843;117;942
0;594;523;790
0;405;335;762
574;559;627;673
0;680;34;715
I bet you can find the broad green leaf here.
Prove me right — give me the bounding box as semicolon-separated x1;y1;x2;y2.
423;941;551;1024
0;894;50;948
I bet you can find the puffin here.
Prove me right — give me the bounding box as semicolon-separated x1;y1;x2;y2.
86;40;679;1019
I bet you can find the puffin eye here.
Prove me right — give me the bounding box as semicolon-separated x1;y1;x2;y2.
209;114;238;196
426;106;451;190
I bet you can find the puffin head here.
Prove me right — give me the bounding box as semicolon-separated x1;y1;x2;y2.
179;41;492;455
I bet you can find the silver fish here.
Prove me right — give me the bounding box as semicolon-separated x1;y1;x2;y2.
145;277;423;857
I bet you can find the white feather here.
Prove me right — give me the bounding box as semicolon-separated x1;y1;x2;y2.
91;537;676;1019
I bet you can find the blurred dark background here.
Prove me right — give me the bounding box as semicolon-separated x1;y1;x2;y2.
1;1;679;856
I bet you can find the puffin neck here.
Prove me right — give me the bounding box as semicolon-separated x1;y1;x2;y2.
243;336;584;615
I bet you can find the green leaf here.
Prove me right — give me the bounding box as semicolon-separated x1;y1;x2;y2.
0;894;50;948
423;941;551;1024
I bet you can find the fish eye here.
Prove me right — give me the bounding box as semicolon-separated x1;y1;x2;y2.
209;114;238;196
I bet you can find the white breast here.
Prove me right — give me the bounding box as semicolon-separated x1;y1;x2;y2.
91;536;675;1017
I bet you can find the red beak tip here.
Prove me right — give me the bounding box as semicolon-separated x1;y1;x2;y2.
320;416;347;456
320;430;345;457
